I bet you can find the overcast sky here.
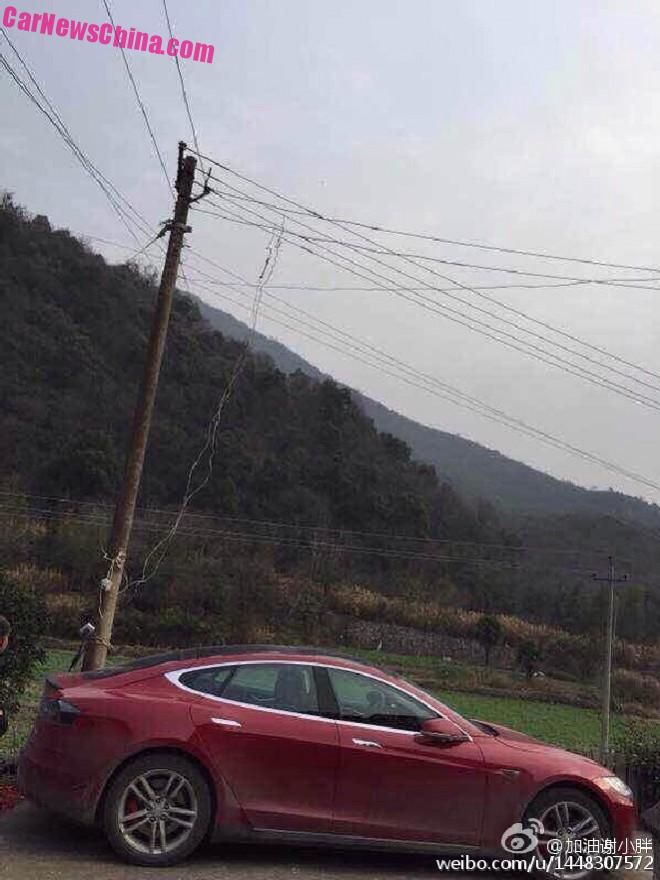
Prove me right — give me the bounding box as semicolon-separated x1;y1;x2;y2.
4;0;660;502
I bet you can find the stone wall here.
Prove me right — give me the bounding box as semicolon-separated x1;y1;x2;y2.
336;616;515;668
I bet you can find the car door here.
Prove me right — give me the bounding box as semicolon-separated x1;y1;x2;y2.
179;661;339;833
323;666;486;845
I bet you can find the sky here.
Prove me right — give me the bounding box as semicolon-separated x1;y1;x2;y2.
3;0;660;502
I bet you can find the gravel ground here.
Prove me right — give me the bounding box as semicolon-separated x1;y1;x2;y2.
0;802;476;880
2;801;652;880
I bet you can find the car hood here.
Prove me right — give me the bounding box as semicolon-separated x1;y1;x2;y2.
475;719;547;747
473;719;603;770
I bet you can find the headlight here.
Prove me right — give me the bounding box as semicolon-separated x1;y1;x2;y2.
594;775;634;800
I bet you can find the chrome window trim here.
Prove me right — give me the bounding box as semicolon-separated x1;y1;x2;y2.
164;659;472;741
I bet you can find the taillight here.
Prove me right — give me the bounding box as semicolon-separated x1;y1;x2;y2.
39;697;82;725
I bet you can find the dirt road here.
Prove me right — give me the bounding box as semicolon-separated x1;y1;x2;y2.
1;802;474;880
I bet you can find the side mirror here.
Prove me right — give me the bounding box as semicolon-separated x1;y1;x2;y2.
415;717;470;746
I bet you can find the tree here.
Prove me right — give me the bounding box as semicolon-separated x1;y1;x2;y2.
516;638;542;681
0;572;48;711
474;614;503;667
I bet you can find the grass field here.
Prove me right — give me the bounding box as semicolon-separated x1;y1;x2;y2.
0;646;647;764
354;649;631;753
437;690;609;753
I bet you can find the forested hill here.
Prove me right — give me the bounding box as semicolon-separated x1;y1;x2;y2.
0;196;509;553
196;299;660;527
7;195;660;642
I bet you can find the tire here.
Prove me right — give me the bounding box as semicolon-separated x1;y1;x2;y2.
524;786;611;880
102;752;212;867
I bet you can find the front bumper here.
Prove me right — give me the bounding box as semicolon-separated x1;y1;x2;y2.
608;796;640;850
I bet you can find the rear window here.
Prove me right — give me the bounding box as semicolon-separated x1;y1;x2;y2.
177;662;320;715
179;666;235;697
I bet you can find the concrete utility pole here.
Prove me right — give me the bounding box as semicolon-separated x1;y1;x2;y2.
83;144;196;671
592;556;628;764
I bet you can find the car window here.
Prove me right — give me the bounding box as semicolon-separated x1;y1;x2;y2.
326;668;436;731
222;663;320;715
179;665;235;697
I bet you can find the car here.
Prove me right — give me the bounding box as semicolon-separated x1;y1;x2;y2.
19;645;637;871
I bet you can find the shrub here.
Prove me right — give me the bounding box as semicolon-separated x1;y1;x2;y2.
45;593;86;638
612;669;660;710
612;719;660;810
516;639;542;680
474;614;503;667
0;572;49;711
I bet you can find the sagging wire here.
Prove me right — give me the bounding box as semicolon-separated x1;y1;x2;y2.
120;218;286;599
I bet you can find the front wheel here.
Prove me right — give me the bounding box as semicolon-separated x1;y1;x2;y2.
102;752;212;866
524;786;611;880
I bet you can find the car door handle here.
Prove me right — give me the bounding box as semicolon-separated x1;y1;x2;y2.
211;717;242;728
352;738;382;748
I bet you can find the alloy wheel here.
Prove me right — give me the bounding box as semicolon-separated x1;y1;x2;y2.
536;799;603;880
118;768;199;856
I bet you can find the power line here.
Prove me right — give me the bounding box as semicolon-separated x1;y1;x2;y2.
161;0;204;172
199;175;660;388
312;228;660;277
20;195;660;499
100;0;173;198
193;204;660;297
0;490;634;559
0;48;138;244
72;228;660;295
195;188;660;291
20;222;630;536
196;188;660;414
0;35;156;245
9;198;654;532
203;197;659;286
187;149;660;276
203;195;660;394
0;503;614;573
179;246;660;496
192;162;660;293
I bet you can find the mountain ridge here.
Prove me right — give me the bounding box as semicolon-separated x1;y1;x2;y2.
195;298;660;529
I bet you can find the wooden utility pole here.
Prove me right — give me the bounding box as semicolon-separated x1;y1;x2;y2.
83;144;196;671
592;556;628;764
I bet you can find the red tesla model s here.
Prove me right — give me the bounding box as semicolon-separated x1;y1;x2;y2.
19;646;636;869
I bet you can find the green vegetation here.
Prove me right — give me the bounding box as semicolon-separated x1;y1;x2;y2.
1;649;72;763
4;195;660;663
517;638;542;680
0;194;525;645
437;691;608;753
4;194;660;666
0;573;48;711
474;614;503;667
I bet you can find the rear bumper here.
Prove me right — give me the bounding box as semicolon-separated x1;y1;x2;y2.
18;748;97;825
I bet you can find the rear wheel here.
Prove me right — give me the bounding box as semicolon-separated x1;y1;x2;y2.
524;786;610;880
102;753;212;866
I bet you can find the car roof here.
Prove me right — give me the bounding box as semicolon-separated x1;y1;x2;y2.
79;644;482;736
82;644;379;680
